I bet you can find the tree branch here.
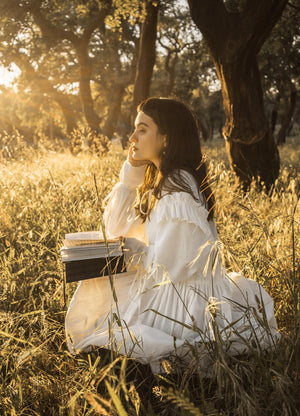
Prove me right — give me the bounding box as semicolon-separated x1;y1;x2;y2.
242;0;288;54
81;0;112;42
27;1;79;45
187;0;230;56
287;1;300;11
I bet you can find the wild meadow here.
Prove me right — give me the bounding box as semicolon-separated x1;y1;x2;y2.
0;132;299;415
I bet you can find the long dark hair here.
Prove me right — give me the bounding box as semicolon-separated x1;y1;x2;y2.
135;97;215;221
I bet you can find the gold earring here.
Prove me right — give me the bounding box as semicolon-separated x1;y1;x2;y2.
162;136;167;156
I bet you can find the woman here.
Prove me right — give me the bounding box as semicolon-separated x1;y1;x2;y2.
65;98;279;372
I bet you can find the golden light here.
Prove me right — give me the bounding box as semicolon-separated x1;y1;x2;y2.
0;64;21;89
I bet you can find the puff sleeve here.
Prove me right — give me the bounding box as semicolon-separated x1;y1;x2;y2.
103;160;146;242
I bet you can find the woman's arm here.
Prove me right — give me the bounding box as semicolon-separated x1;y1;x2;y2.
103;160;146;241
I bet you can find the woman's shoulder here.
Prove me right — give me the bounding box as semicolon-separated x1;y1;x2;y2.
152;171;212;232
162;168;204;204
153;190;211;234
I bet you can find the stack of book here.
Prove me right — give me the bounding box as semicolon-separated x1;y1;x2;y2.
61;231;126;283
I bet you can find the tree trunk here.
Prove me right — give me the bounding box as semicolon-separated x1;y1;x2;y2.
188;0;288;190
208;117;214;140
197;116;208;142
102;83;126;139
277;85;297;145
165;50;178;96
271;93;281;134
44;84;78;134
35;81;77;135
27;3;109;134
271;108;278;134
77;42;102;133
217;58;280;188
133;0;159;110
54;91;78;135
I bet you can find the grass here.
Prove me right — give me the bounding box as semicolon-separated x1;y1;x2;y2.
0;134;299;415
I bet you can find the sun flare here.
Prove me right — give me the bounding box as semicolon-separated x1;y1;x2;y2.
0;64;21;88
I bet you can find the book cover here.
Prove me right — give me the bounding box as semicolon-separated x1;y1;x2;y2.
60;231;126;283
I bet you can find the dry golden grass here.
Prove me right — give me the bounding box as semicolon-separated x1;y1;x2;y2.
0;136;299;415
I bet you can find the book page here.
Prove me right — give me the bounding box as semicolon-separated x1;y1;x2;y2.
65;231;104;240
63;231;120;246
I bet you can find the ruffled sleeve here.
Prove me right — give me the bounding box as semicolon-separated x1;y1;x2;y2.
103;160;146;242
155;192;212;236
144;191;222;285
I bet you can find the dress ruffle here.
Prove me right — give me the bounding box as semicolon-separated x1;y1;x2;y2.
153;192;212;236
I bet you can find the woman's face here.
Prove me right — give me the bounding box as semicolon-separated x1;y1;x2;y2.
129;111;165;168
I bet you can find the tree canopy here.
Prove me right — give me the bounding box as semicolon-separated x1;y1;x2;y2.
0;0;299;184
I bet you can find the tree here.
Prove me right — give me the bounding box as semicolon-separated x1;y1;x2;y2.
0;2;80;137
0;0;113;136
133;0;159;109
12;53;78;134
188;0;288;190
259;0;300;145
156;3;199;97
0;0;146;142
0;87;35;138
27;0;112;133
151;1;221;141
95;20;139;140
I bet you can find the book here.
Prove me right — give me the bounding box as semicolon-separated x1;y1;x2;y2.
60;231;126;283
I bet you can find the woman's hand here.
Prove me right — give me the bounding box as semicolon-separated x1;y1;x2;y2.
128;143;149;167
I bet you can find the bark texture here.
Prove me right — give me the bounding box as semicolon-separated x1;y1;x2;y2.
77;41;102;132
165;50;178;96
188;0;288;189
103;83;126;139
133;1;159;110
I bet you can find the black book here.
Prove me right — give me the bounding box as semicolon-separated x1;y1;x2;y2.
60;231;126;283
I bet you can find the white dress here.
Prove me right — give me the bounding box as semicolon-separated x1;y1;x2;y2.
65;160;279;372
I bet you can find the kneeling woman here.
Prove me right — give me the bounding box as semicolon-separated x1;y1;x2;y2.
65;97;279;372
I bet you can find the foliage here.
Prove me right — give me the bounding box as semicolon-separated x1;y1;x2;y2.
259;0;300;135
68;127;111;156
1;0;298;151
0;135;299;415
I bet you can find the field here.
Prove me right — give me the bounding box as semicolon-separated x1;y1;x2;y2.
0;134;299;415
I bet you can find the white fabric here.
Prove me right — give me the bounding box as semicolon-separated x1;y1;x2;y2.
65;160;279;372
